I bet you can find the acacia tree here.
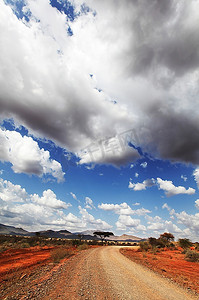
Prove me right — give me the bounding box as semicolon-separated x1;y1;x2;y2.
78;234;84;242
159;232;174;246
93;231;114;244
160;232;174;242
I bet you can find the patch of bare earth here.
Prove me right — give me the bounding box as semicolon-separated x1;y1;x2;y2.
0;246;77;299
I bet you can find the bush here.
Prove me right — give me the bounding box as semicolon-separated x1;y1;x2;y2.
50;247;74;263
185;250;199;262
148;237;165;249
72;239;82;246
87;240;98;246
77;243;89;250
178;238;192;249
139;241;151;252
20;242;31;248
194;242;199;251
148;237;158;248
169;243;176;249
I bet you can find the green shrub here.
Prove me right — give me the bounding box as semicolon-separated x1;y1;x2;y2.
185;250;199;262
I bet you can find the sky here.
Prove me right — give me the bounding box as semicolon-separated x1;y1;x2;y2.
0;0;199;241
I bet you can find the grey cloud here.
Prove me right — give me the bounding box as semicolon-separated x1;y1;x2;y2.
143;109;199;164
120;0;199;79
1;0;199;168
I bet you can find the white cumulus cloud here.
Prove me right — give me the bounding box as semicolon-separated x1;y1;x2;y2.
0;178;28;203
175;211;199;241
116;215;146;232
31;189;71;209
157;177;195;197
0;178;75;231
129;178;155;191
98;202;151;216
0;129;65;182
79;206;112;230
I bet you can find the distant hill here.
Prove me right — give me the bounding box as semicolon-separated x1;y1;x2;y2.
36;229;84;239
0;224;143;241
74;230;96;236
0;224;97;240
0;224;74;238
75;231;143;242
106;234;142;242
0;223;30;236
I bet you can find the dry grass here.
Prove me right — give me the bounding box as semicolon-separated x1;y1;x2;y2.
185;250;199;262
77;243;89;251
50;247;74;263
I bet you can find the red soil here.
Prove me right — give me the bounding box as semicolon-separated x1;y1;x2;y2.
0;246;54;278
120;248;199;294
0;245;79;299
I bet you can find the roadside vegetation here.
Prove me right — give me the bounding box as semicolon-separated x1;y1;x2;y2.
138;233;199;263
120;232;199;294
0;234;72;252
0;234;138;253
50;246;75;263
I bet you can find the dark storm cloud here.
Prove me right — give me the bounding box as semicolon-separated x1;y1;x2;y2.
119;0;199;79
144;109;199;164
1;0;199;167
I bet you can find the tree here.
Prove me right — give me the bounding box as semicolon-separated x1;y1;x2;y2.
148;237;158;248
159;232;174;247
78;234;84;242
178;238;192;249
148;237;165;249
93;231;114;244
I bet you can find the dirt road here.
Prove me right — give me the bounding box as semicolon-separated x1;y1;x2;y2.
42;246;197;300
2;246;198;299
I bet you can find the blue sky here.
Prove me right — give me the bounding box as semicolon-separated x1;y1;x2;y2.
0;0;199;241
